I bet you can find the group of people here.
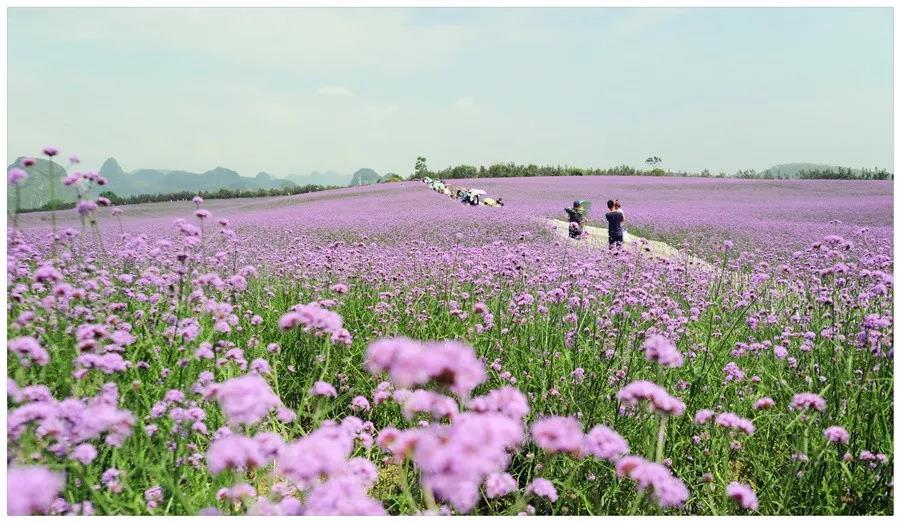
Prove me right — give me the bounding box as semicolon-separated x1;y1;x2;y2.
564;199;626;248
422;177;505;207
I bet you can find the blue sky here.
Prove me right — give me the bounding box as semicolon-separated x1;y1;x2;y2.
7;7;893;177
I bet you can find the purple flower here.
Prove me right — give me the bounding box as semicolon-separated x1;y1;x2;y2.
723;362;745;382
694;409;715;424
753;397;775;410
791;392;827;412
411;412;524;512
467;386;530;420
207;374;282;426
399;389;458;420
76;200;98;216
617;380;685;416
279;302;353;345
643;335;683;368
616;456;689;509
7;466;65;515
8;167;28;185
311;380;338;398
207;434;267;473
714;412;755;435
250;358;271;375
726;481;758;510
303;475;385;515
531;416;583;454
350;395;371;411
43;146;59;157
71;443;98;465
582;424;629;461
21;157;36;167
526;478;558;502
8;336;50;366
33;264;63;283
276;424;356;489
823;426;850;445
485;472;517;498
365;337;486;398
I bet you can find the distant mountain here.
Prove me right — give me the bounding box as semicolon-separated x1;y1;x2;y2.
95;158;296;198
8;157;307;209
284;171;351;187
7;157;74;209
759;163;862;178
378;173;403;184
349;168;381;187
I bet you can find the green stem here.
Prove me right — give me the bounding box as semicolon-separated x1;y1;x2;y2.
655;415;668;463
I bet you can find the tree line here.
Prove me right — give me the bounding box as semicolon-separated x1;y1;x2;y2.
734;167;892;180
18;183;338;213
411;157;892;181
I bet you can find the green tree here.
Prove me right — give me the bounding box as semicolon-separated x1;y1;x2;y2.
412;156;429;179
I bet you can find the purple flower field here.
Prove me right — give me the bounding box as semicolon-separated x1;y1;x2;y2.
7;162;894;515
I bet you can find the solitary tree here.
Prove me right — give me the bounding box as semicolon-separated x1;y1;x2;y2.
644;156;662;168
413;156;429;179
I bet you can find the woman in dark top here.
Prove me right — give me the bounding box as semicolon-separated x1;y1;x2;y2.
605;199;625;247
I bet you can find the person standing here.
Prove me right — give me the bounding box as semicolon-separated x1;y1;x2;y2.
564;200;586;239
605;199;625;248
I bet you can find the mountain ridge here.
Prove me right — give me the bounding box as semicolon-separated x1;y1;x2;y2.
8;156;381;209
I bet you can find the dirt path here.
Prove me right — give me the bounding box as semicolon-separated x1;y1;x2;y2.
548;218;716;272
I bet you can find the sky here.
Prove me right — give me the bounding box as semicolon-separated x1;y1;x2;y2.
7;7;894;178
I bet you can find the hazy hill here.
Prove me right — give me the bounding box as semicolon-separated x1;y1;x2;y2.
97;158;296;197
349;168;381;187
378;173;404;183
7;158;74;209
9;155;384;209
285;171;351;187
759;162;862;178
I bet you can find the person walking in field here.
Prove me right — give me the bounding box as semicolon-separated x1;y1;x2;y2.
605;199;625;248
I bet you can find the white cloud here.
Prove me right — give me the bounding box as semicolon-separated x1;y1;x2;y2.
316;85;355;97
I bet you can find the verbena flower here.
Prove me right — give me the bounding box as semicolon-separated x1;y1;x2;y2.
7;466;65;515
642;335;683;368
582;424;629;461
485;472;517;498
726;481;758;510
207;374;282;426
311;380;338;398
531;416;583;454
8;336;50;366
365;337;486;398
791;392;827;412
714;412;755;435
279;302;353;345
617;380;685;416
753;397;775;410
8;167;28;184
616;456;689;509
526;477;558;502
823;426;850;445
